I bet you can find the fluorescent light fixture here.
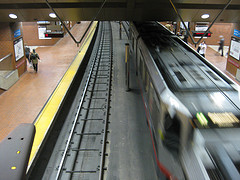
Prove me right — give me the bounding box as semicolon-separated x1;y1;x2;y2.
49;13;57;18
201;14;209;19
9;13;17;19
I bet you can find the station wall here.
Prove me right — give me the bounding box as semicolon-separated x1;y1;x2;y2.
0;23;14;61
162;22;236;46
202;23;234;46
0;22;27;94
0;22;27;75
22;21;76;47
22;22;60;46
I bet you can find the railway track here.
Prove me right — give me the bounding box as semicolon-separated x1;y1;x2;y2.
51;21;112;180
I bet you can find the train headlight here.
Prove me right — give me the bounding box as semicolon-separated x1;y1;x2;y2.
210;92;225;108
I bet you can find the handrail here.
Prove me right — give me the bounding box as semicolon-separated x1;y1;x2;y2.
0;53;12;63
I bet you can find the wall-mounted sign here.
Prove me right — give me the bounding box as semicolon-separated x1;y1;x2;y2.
229;37;240;61
14;38;24;61
14;29;21;38
195;25;208;31
234;29;240;38
37;21;50;25
38;26;51;39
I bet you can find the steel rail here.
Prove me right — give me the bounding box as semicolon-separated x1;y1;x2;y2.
99;22;112;180
55;22;112;180
55;39;98;180
69;23;106;179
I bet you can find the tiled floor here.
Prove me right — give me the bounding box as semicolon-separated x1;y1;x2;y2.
0;26;239;142
0;22;90;141
191;44;240;85
204;45;240;85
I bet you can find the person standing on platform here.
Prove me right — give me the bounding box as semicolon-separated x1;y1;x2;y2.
218;35;224;56
30;49;40;72
199;41;207;58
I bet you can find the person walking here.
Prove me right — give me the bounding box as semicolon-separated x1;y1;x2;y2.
25;46;31;64
30;49;40;72
199;41;207;58
218;35;224;56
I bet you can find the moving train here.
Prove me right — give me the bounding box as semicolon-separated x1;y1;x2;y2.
129;21;240;180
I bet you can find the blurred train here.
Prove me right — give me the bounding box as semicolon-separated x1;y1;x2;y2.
129;21;240;180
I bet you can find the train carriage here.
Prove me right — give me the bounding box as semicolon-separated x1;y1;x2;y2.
130;21;240;180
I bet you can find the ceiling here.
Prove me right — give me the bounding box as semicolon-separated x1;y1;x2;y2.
0;0;240;23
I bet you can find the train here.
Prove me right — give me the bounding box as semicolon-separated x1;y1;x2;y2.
129;21;240;180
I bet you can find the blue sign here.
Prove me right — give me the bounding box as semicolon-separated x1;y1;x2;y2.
234;29;240;38
14;29;21;38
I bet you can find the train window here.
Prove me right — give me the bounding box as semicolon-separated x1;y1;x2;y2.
206;70;219;81
142;62;146;85
152;83;161;112
132;38;135;51
163;114;181;153
174;71;186;82
145;71;149;92
139;56;143;78
189;69;204;80
148;81;162;140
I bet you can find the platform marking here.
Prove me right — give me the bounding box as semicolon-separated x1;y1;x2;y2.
27;22;98;170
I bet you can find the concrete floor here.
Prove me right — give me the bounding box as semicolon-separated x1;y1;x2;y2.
105;22;158;180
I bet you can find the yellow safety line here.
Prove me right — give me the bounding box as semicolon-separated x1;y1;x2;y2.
27;22;98;170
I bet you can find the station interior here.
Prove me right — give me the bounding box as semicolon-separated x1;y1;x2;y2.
0;1;240;180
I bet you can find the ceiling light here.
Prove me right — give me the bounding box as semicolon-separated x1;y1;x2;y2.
9;14;17;19
201;14;209;19
49;13;57;18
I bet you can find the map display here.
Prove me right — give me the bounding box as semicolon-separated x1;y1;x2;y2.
14;38;24;61
230;37;240;61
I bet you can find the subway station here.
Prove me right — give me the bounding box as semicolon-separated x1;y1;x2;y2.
0;1;240;180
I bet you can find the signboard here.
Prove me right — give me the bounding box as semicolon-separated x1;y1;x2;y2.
14;29;21;38
14;38;24;61
229;37;240;61
38;26;51;39
195;25;208;31
234;29;240;38
37;21;50;25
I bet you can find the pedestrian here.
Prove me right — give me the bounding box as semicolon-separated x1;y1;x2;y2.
218;35;224;56
183;33;188;43
199;41;207;58
25;46;31;64
30;49;40;72
165;24;172;31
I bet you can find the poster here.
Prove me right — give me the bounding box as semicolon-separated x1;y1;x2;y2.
14;38;24;61
229;37;240;61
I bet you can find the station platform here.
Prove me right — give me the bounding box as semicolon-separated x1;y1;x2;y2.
1;23;238;142
192;44;240;86
0;21;90;141
0;21;240;179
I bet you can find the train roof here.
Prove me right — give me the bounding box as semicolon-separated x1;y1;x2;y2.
135;21;233;92
134;22;240;128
